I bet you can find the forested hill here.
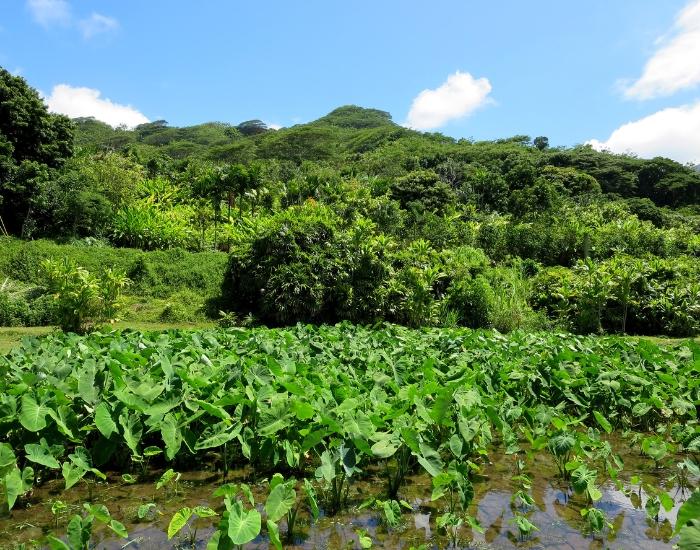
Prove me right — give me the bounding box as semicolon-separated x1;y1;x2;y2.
73;105;700;208
2;68;700;336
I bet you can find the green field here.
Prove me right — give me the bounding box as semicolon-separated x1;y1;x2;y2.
0;324;698;548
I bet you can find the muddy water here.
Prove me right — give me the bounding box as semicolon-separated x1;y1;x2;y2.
0;439;692;549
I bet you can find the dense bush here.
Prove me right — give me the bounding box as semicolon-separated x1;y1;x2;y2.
42;259;130;333
533;256;700;336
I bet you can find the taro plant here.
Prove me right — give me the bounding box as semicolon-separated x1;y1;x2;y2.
430;461;483;547
167;505;218;546
358;496;413;530
264;474;319;547
509;513;538;542
580;506;612;537
47;503;128;550
641;435;673;468
207;484;262;549
0;443;34;513
314;441;362;515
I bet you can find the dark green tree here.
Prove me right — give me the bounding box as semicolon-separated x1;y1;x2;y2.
0;67;73;234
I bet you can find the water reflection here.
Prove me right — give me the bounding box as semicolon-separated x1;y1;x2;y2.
0;441;694;549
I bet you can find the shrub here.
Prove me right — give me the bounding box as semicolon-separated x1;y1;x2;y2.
445;275;494;328
42;259;130;333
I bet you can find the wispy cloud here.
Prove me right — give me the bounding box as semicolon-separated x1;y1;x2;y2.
26;0;118;39
45;84;149;128
588;100;700;164
405;71;492;130
27;0;71;28
78;13;118;39
623;0;700;99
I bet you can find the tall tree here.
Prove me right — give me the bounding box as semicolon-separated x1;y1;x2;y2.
0;67;74;235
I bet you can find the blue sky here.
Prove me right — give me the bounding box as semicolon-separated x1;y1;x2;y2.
2;1;700;163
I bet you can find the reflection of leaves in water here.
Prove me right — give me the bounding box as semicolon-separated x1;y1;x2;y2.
630;492;642;509
645;518;673;543
484;511;503;544
608;511;625;542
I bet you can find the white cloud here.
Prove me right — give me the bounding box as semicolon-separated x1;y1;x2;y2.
264;122;282;130
27;0;71;27
26;0;118;39
624;0;700;99
405;71;492;130
78;13;118;39
45;84;149;128
588;100;700;164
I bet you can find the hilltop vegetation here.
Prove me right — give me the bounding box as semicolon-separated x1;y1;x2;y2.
1;67;699;336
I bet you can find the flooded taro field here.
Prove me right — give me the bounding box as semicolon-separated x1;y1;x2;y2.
0;438;692;549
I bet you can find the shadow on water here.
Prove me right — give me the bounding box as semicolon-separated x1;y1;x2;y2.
0;437;692;549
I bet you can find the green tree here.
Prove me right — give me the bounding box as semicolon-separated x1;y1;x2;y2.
0;67;73;234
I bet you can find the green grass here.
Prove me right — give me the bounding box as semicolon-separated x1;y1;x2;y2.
0;321;216;354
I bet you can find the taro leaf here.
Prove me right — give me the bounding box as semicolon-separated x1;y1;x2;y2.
593;411;612;434
340;443;360;477
269;473;285;492
400;428;420;454
213;483;238;498
240;483;255;507
77;364;98;405
143;446;162;457
4;466;23;509
193;506;217;518
371;438;397;459
356;528;373;549
95;402;117;439
227;500;261;545
548;432;576;458
168;507;192;539
571;465;597;496
46;536;71;550
85;503;111;523
679;520;700;550
109;519;128;538
119;412;143;457
48;406;78;441
0;443;15;473
303;479;319;520
291;400;314;420
24;439;60;469
660;492;675;512
315;450;335;482
19;394;50;432
138;503;156;519
383;499;401;528
416;443;443;477
194;422;239;450
265;481;296;522
156;468;178;490
191;399;231;421
430;387;454;425
161;413;182;460
676;491;700;535
449;434;463;457
62;461;87;490
66;514;90;549
646;497;661;521
267;519;283;550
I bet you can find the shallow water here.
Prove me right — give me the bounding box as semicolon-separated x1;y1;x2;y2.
0;438;693;549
